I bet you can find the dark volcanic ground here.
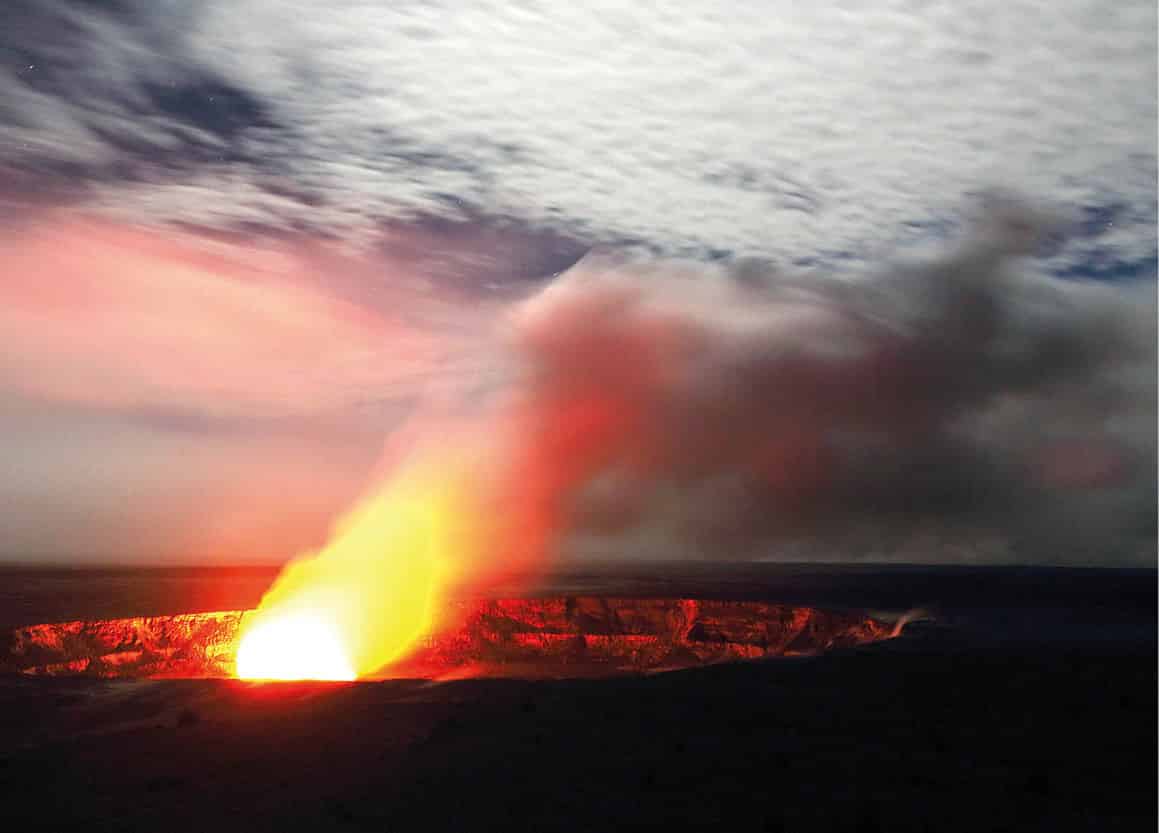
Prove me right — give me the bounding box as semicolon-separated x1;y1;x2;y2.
0;564;1155;832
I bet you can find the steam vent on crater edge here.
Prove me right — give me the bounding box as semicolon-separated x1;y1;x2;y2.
1;597;893;680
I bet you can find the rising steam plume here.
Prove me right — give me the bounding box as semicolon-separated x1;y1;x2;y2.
447;193;1156;576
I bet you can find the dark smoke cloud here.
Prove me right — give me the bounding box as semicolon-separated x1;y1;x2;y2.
471;195;1155;568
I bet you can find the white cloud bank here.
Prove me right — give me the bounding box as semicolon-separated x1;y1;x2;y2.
2;0;1154;270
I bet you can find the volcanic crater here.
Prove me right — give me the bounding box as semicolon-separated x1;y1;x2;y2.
1;597;893;680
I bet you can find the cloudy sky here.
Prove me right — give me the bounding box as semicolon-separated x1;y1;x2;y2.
1;0;1155;564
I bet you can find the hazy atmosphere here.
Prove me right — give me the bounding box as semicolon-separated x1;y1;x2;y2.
2;0;1155;566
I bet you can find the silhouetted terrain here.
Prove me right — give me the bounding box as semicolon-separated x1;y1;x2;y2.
0;564;1154;832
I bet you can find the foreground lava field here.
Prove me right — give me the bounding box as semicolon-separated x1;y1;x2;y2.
0;564;1154;832
1;633;1154;833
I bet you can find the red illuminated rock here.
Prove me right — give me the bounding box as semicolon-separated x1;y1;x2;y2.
2;611;246;679
390;598;892;677
1;598;892;679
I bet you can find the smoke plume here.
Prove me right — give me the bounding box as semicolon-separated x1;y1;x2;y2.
448;195;1155;573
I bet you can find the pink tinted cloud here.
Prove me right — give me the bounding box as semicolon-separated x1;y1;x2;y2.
0;217;476;420
0;402;381;563
0;216;512;563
